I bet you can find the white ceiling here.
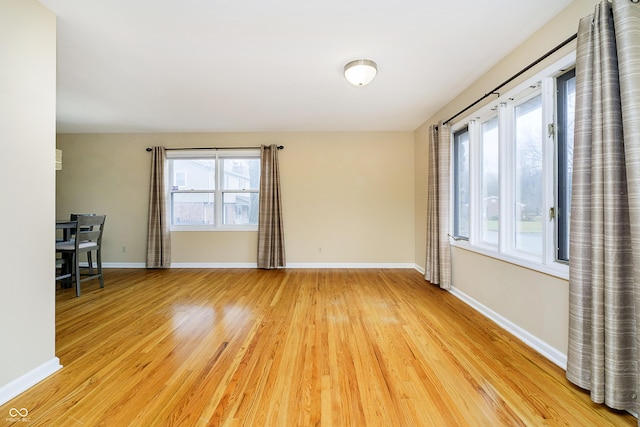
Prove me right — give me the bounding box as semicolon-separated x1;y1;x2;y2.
39;0;575;133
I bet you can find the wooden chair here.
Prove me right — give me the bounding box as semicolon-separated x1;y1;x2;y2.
56;214;106;297
70;213;96;274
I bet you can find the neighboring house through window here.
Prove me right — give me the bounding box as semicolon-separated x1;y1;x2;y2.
167;149;260;231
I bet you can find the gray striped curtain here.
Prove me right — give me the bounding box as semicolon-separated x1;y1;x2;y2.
146;146;171;268
257;144;286;269
566;0;640;416
425;122;452;289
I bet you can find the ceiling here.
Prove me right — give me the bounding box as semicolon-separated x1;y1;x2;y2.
39;0;575;133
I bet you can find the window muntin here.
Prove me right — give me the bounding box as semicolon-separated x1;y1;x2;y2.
168;150;260;230
450;52;575;278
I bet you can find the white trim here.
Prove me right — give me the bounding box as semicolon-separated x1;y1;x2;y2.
448;286;567;369
96;262;146;268
286;263;416;269
449;242;569;280
0;358;62;406
170;263;258;268
171;226;258;232
103;262;417;269
171;262;416;269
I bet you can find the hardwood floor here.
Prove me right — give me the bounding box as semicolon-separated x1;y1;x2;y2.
1;268;635;426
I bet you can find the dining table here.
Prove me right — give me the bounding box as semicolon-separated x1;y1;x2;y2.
56;219;77;241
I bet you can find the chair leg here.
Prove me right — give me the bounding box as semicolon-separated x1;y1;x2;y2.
87;252;94;275
97;249;104;288
74;252;81;297
61;253;73;288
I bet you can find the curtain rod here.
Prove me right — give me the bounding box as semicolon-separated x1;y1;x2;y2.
442;32;578;126
145;145;284;152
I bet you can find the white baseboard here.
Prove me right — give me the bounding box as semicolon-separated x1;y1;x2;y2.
448;287;567;369
286;263;416;269
169;263;257;268
98;262;146;268
102;262;417;269
0;358;62;406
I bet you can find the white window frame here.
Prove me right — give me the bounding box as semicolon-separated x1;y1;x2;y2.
167;149;260;232
450;52;576;279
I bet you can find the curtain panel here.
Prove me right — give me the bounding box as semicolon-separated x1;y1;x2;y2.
567;0;640;416
146;146;171;268
425;122;452;289
257;144;286;269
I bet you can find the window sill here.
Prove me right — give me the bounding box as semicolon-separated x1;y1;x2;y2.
171;226;258;232
450;240;569;280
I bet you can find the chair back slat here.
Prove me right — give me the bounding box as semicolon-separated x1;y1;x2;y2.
77;215;106;244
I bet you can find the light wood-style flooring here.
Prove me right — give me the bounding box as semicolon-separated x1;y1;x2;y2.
1;268;635;426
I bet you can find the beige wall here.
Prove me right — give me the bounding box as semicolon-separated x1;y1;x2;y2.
414;0;597;356
0;0;58;397
56;131;415;266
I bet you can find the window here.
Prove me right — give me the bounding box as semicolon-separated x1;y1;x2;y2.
481;116;499;247
453;127;470;240
450;53;576;277
514;94;543;255
167;150;260;231
556;68;576;262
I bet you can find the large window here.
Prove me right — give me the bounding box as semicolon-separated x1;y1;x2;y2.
168;150;260;231
450;53;575;277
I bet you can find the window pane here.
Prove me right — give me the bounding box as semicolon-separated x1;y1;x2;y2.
171;192;215;225
557;69;576;261
515;95;543;255
481;117;499;246
223;193;259;225
171;159;215;190
223;158;260;190
454;128;470;238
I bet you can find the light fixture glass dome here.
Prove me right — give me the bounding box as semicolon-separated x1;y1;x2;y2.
344;59;377;86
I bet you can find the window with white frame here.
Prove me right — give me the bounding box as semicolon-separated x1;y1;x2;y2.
167;149;260;231
556;68;576;262
451;52;576;277
453;127;470;240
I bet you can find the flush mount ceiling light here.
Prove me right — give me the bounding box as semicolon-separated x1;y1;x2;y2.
344;59;377;86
